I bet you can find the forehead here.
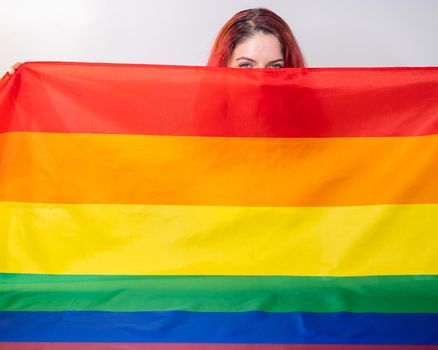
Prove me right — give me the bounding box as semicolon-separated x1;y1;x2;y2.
231;32;283;61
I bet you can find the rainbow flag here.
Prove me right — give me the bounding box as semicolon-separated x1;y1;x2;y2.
0;62;437;349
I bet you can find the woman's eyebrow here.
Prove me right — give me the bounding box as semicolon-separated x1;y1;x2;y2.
236;57;256;62
268;58;285;64
236;57;284;64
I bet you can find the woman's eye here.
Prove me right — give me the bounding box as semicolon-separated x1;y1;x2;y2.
269;63;284;68
238;63;252;68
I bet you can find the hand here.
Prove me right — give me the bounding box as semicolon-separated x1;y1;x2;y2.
8;62;23;75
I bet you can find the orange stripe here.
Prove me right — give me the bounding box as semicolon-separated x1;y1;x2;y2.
0;132;437;205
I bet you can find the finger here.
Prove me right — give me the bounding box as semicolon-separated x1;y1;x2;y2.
8;62;23;75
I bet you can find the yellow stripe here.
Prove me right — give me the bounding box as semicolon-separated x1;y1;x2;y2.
1;202;436;276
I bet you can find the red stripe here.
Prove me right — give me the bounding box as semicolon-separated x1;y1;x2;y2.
1;344;437;350
1;62;438;137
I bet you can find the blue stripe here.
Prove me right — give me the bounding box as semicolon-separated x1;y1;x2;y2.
0;311;437;344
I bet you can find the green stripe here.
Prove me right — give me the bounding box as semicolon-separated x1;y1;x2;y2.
1;273;437;313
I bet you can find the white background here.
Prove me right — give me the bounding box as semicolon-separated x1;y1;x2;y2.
1;0;438;73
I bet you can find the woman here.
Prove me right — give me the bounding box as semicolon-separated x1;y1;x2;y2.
208;7;305;68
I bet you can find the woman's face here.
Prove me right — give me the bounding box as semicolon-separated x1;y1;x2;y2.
228;32;284;69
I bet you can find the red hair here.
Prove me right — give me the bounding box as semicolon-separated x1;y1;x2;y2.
207;8;305;68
